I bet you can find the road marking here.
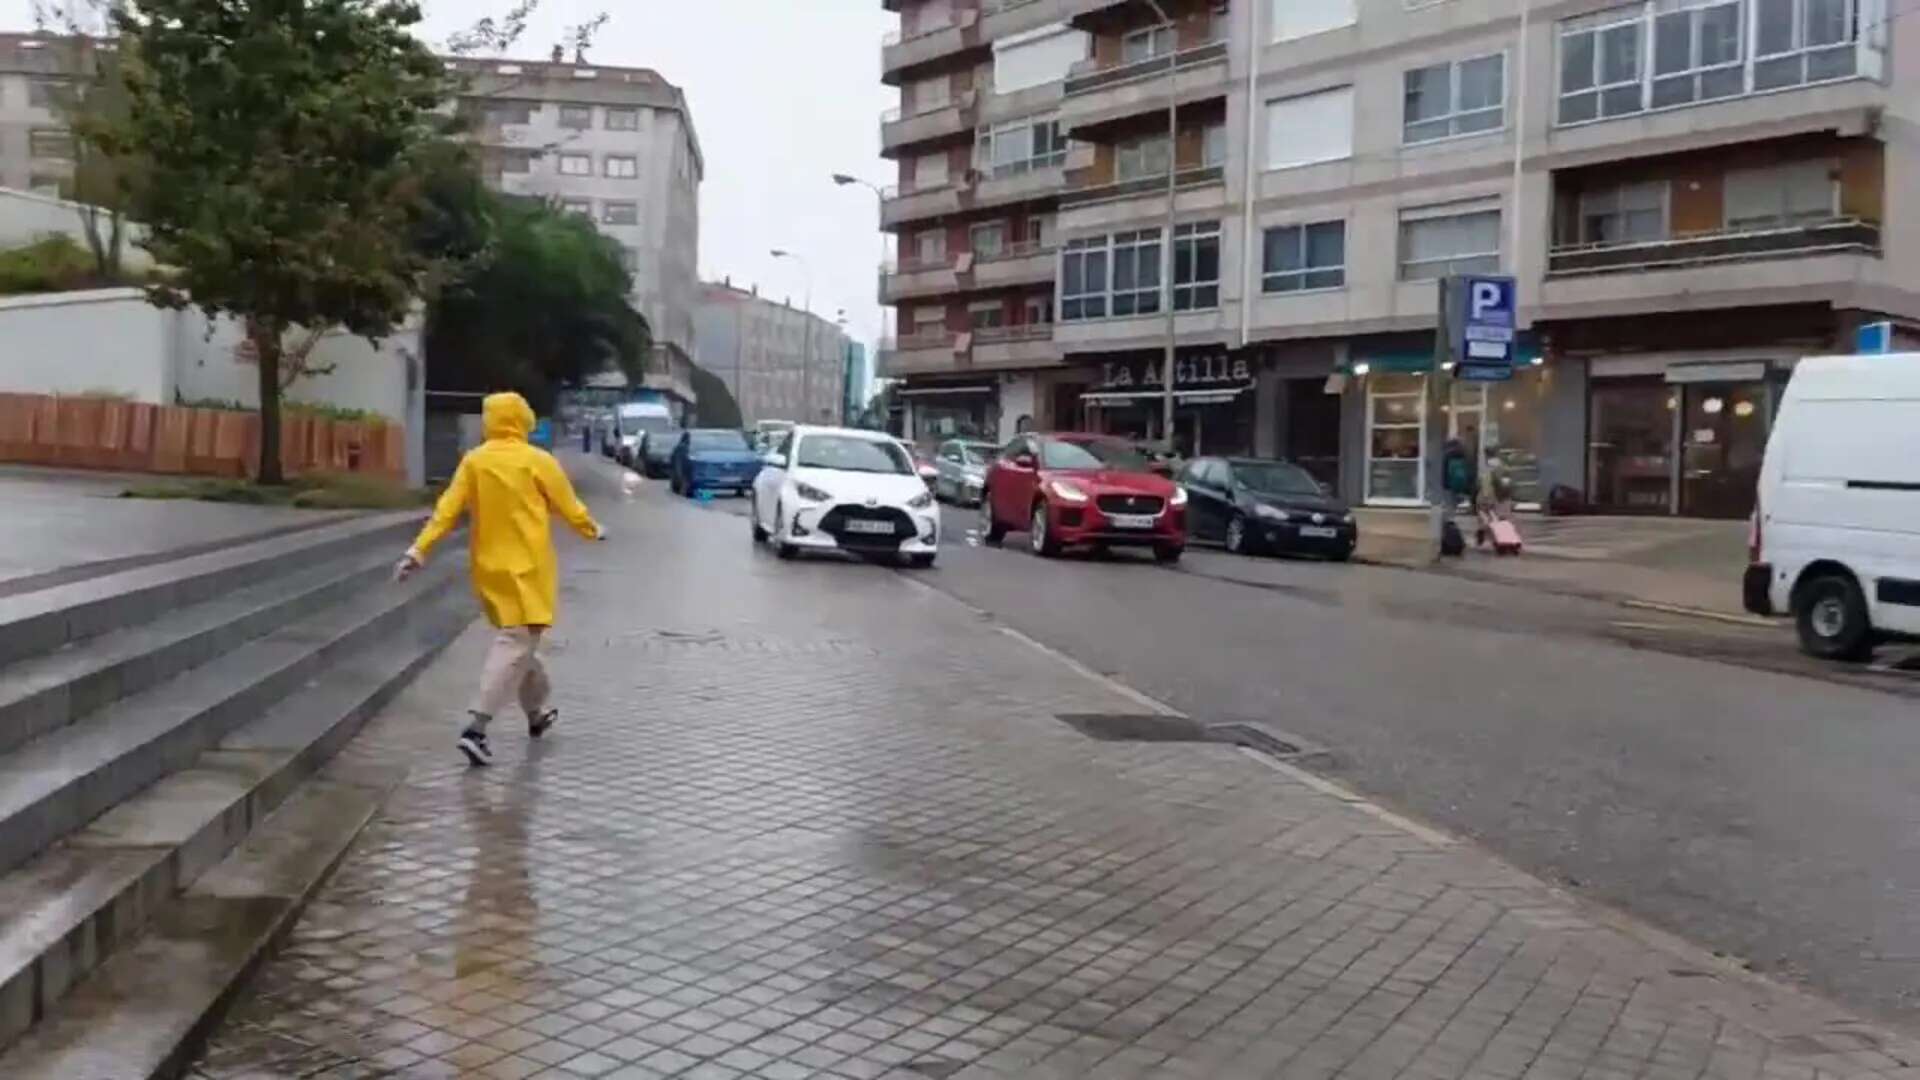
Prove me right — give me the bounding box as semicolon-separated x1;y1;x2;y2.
1620;600;1777;629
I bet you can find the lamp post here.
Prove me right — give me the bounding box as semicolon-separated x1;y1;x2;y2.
833;172;894;354
1141;0;1179;452
770;248;814;424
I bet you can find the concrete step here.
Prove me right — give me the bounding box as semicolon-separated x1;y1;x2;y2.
0;768;396;1080
0;510;424;670
0;575;470;1057
0;554;465;881
0;544;403;758
0;511;361;602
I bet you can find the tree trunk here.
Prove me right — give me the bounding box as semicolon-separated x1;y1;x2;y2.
251;321;286;486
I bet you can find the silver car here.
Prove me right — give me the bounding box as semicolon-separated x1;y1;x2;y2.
933;439;1001;506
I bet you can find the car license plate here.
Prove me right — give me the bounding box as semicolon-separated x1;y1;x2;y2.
844;520;895;536
1108;513;1156;529
1299;526;1338;539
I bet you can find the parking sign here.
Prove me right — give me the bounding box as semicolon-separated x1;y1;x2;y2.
1455;275;1516;382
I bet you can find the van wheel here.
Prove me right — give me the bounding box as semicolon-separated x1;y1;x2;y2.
1794;571;1874;662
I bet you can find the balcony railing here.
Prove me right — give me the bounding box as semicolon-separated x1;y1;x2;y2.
1546;217;1881;275
1060;164;1223;208
887;330;959;351
973;322;1054;344
1065;40;1228;98
975;239;1055;263
882;16;955;48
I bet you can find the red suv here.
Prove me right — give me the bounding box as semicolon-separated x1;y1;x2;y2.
980;433;1187;562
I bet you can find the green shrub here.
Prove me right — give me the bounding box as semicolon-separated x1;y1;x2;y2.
122;472;430;510
0;234;96;296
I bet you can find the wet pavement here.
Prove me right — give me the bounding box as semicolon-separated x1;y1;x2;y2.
191;462;1920;1078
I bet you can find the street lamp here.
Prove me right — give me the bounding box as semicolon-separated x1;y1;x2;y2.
833;172;894;348
1140;0;1179;452
771;248;815;424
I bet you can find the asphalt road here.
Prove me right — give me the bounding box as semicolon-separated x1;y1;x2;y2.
682;482;1920;1028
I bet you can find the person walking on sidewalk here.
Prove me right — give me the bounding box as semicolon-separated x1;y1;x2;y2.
395;391;605;766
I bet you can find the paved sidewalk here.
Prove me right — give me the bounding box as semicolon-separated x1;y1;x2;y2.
191;463;1918;1079
1356;511;1752;617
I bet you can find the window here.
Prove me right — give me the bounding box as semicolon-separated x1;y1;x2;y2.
1060;237;1109;320
1116;134;1170;182
28;79;61;109
1027;217;1051;248
1404;54;1505;144
912;74;951;113
1264;86;1354;170
558;153;592;176
605;155;639;179
1172;222;1221;311
618;247;638;272
1122;24;1175;62
603;200;639;225
560;198;593;217
970;222;1007;258
913;230;947;264
1109;229;1162;316
975;117;1066;177
1024;295;1053;324
559;104;593;130
1652;0;1745;107
487;148;533;175
606;107;641;130
485;101;534;126
28;129;73;160
1559;13;1645;123
1262;221;1346;292
1203;124;1228;167
1398;206;1501;279
993;24;1090;92
1272;0;1356;41
1755;0;1858;89
969;302;1007;329
1576;181;1666;244
1723;160;1836;228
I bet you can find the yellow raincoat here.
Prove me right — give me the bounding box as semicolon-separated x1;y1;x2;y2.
409;393;601;628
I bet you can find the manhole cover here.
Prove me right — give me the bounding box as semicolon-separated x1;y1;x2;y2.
1056;713;1302;757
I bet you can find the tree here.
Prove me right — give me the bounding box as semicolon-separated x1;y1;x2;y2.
687;364;742;429
98;0;451;485
425;193;650;414
32;0;140;280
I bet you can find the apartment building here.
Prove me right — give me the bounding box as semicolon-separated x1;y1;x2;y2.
449;57;704;415
694;280;855;426
0;35;84;197
878;0;1918;518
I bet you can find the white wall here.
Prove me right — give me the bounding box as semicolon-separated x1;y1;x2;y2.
171;311;417;425
0;287;172;400
0;187;155;272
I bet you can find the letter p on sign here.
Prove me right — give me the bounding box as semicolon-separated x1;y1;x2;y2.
1470;280;1506;321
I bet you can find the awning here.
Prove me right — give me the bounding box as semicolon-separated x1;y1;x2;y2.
898;385;996;398
1081;385;1251;406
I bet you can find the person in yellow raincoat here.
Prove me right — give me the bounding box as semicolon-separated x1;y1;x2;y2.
395;392;604;766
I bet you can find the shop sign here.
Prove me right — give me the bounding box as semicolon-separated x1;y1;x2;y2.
1097;351;1254;393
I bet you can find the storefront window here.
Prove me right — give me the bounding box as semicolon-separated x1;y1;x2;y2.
1589;378;1676;513
912;396;998;441
1367;373;1427;504
1481;369;1549;507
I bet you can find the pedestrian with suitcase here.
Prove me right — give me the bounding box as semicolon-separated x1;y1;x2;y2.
1475;452;1522;555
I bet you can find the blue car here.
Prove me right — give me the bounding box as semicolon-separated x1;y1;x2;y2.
670;429;762;497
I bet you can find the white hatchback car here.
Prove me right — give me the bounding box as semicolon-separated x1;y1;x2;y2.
751;426;940;566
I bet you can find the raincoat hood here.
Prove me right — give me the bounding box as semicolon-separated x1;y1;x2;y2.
483;392;535;442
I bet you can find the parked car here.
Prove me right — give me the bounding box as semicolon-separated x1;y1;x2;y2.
1745;354;1920;660
933;439;1000;506
670;428;761;497
1181;456;1357;560
637;427;681;478
979;433;1186;562
751;426;939;566
613;401;674;466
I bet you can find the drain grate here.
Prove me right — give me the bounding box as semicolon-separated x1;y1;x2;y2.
1056;713;1302;757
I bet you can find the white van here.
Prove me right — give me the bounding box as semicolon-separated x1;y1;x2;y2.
1745;354;1920;659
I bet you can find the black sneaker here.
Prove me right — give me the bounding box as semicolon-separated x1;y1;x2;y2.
528;708;558;739
458;729;493;767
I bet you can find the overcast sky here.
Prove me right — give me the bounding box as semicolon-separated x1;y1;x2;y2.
2;0;897;351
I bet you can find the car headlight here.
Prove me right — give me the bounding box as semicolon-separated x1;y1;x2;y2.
793;481;833;503
907;491;934;510
1046;479;1090;504
1169;486;1188;507
1343;512;1356;524
1255;503;1289;522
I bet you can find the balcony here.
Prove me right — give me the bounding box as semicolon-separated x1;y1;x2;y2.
881;9;980;85
1060;41;1228;132
1060;164;1222;210
879;330;965;376
881;91;977;156
973;240;1057;289
973;323;1061;368
1547;218;1881;276
973;162;1068;209
881;179;966;228
878;256;962;303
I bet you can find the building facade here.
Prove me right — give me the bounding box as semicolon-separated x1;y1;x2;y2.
694;280;856;427
877;0;1920;517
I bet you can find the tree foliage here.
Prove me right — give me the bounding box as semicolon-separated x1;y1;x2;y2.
98;0;452;484
425;192;651;415
32;0;140;279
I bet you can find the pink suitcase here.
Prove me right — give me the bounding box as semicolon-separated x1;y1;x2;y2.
1488;518;1523;556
